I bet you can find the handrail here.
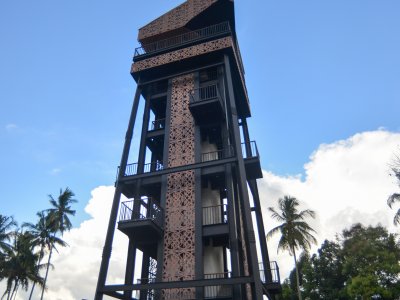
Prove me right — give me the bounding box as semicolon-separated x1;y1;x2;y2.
241;141;259;159
150;118;166;131
204;272;232;298
134;22;231;58
201;146;234;162
190;84;220;103
202;204;228;225
124;161;164;176
259;261;280;284
204;272;231;279
120;144;237;178
119;198;164;229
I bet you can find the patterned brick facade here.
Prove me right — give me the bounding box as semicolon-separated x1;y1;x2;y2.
162;74;196;299
132;37;233;73
138;0;218;43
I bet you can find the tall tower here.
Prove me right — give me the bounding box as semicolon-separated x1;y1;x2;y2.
95;1;281;299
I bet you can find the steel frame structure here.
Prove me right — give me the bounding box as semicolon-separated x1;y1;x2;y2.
95;1;281;299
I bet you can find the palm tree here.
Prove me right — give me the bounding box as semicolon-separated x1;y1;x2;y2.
23;211;67;300
1;231;44;300
267;196;317;300
40;187;77;300
0;215;17;257
0;215;17;286
387;162;400;225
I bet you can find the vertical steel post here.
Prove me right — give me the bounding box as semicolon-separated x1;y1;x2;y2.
223;55;263;300
242;118;274;290
95;83;142;300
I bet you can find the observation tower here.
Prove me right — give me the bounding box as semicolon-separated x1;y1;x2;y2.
95;1;281;299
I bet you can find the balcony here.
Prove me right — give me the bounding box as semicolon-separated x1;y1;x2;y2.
189;84;224;124
136;277;156;300
201;147;234;163
203;204;227;226
259;261;282;295
149;118;166;131
202;205;229;245
118;198;163;255
124;161;164;177
147;119;165;157
204;272;232;299
134;22;231;60
241;141;262;179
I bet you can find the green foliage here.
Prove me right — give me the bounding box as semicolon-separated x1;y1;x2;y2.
388;154;400;225
284;224;400;300
280;279;297;300
267;195;317;300
0;215;17;257
23;211;67;261
0;187;77;299
1;231;44;299
267;196;317;255
40;187;77;300
342;224;400;299
47;187;77;235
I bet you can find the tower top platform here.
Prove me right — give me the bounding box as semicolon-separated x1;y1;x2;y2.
138;0;235;45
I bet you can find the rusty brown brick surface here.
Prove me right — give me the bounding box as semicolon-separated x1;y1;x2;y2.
139;0;218;43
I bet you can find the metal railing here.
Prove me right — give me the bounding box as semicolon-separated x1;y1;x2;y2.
190;84;220;103
241;141;259;159
134;22;231;58
201;146;234;162
204;272;232;299
119;198;164;229
135;278;156;300
259;261;281;284
203;204;227;226
150;118;165;131
124;161;164;176
137;277;156;284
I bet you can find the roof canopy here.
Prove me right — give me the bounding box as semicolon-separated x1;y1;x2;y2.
138;0;234;45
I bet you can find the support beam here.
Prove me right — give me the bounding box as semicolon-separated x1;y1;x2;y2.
123;240;137;300
223;54;263;300
120;156;237;180
95;83;142;300
101;276;254;292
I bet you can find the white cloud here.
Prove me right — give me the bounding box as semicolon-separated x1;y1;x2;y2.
12;186;131;300
259;130;400;279
49;168;62;175
5;123;18;132
6;130;400;299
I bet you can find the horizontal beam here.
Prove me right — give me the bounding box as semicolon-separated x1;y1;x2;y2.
103;291;125;299
137;62;224;87
101;276;253;292
120;157;237;181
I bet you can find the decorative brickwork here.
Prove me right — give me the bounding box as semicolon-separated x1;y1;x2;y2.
162;74;196;299
139;0;218;43
132;37;232;73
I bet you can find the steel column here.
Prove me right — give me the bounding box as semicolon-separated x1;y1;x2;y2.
223;55;263;300
95;83;142;300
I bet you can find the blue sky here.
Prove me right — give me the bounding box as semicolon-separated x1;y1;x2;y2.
1;0;399;228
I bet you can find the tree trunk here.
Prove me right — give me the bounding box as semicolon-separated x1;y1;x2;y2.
5;285;11;300
12;284;18;300
292;248;302;300
9;281;18;300
29;246;45;300
28;281;36;300
40;243;54;300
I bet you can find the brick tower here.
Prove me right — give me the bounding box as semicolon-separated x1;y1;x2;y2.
95;1;281;299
